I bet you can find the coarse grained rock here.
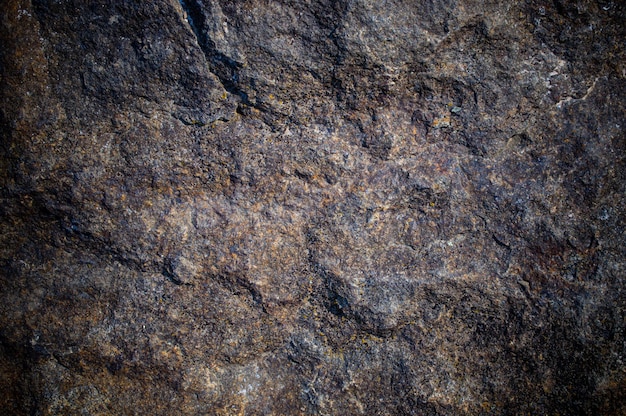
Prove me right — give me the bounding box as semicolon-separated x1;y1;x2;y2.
1;0;625;414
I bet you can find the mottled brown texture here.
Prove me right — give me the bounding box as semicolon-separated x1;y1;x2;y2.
1;0;625;414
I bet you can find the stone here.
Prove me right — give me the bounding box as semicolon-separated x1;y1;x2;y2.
1;0;625;414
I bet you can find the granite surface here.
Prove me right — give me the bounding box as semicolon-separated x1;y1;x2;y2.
1;0;625;414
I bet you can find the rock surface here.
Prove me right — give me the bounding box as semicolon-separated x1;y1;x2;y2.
1;0;625;414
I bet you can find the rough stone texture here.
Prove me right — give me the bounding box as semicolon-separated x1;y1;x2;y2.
1;0;625;414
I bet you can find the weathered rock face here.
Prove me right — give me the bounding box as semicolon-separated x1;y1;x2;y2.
1;0;625;414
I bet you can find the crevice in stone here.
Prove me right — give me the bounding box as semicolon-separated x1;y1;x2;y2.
178;0;257;112
210;272;269;314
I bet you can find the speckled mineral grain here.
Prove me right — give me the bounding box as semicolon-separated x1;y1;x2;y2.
1;0;625;414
